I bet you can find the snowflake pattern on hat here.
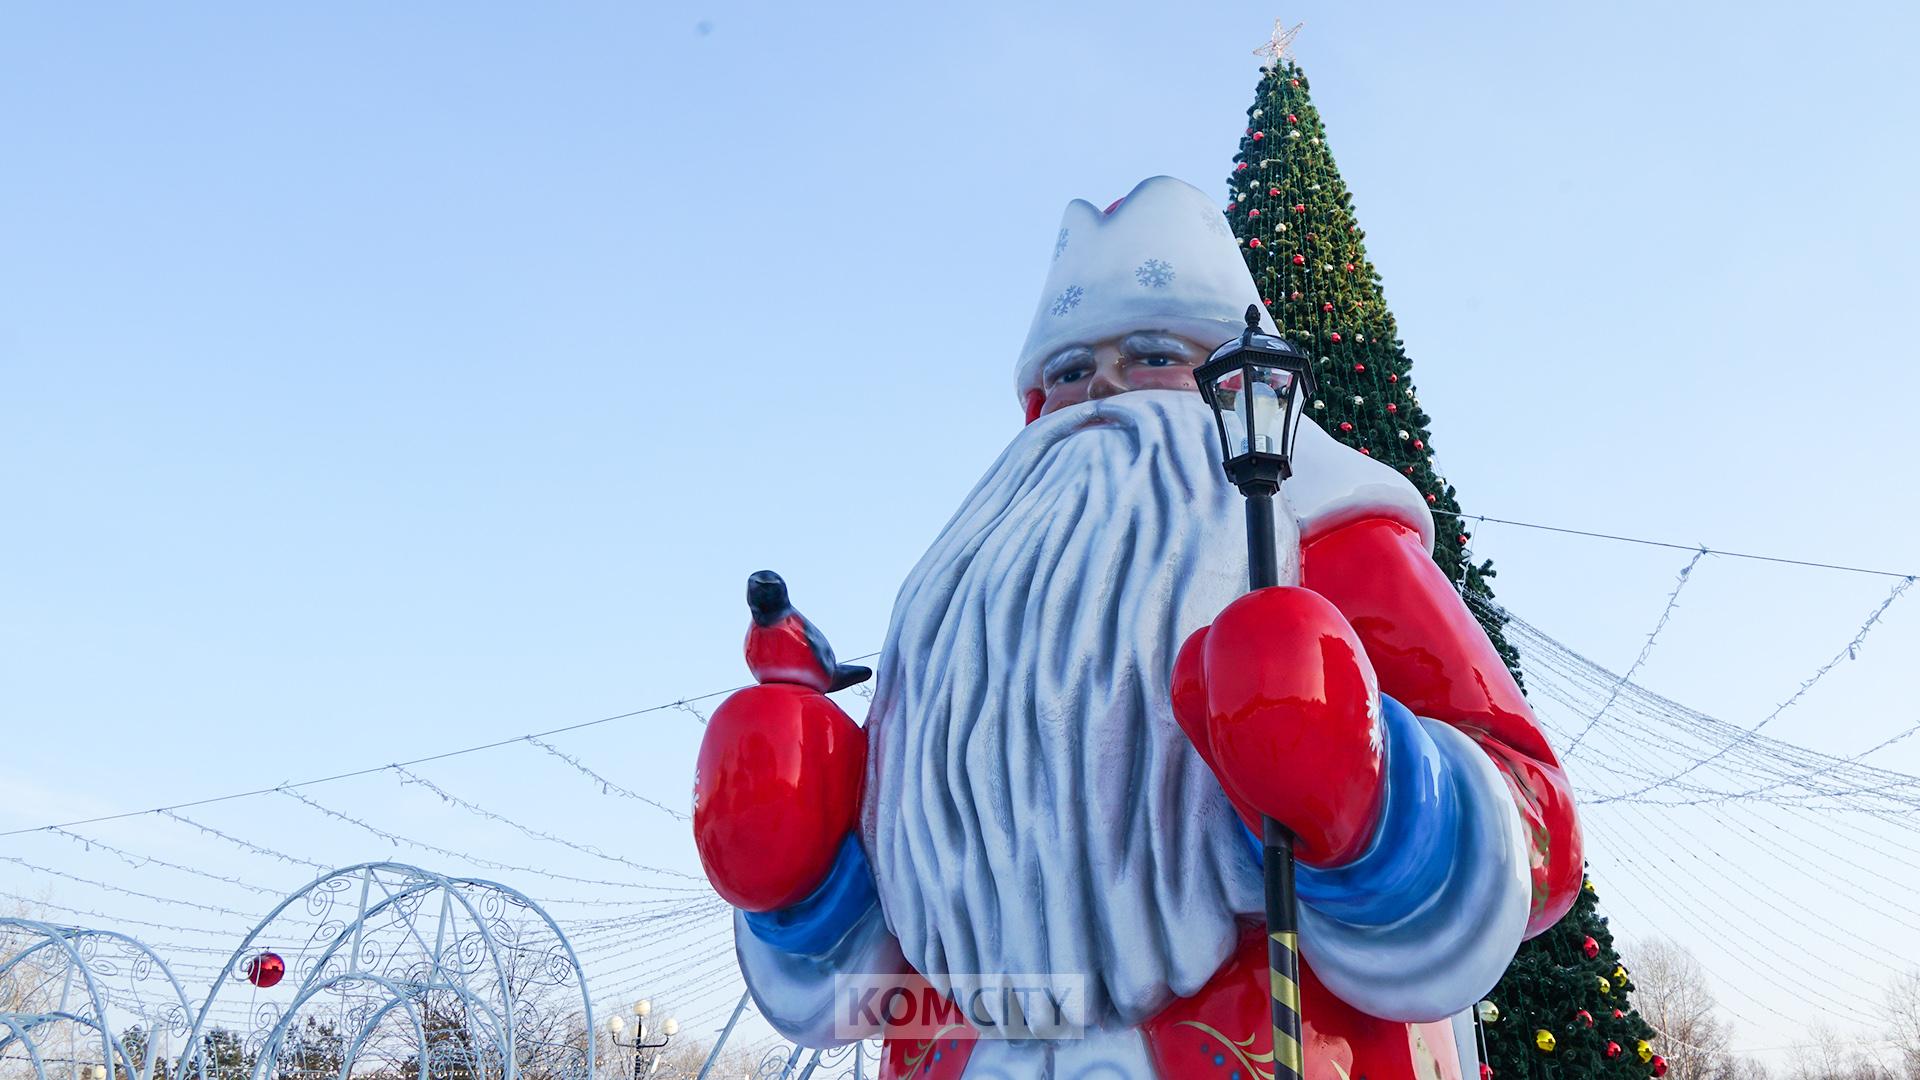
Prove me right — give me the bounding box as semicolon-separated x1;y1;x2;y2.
1049;285;1084;316
1135;259;1174;288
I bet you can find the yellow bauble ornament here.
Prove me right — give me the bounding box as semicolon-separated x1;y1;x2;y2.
1476;1000;1501;1023
1584;878;1597;893
1614;965;1628;982
1534;1030;1557;1052
1637;1040;1654;1063
1597;976;1612;994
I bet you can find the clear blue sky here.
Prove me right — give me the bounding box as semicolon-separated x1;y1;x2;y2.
3;1;1916;1067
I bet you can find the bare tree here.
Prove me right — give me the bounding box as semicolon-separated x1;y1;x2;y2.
1626;938;1734;1080
1787;1022;1903;1080
1887;970;1920;1080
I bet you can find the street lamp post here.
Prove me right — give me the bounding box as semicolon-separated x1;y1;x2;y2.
1192;304;1319;1080
606;1000;679;1080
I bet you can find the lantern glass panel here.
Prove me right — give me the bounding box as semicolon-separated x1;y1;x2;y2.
1208;363;1295;458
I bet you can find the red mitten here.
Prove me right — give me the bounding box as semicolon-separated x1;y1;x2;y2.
693;682;866;911
1171;586;1386;866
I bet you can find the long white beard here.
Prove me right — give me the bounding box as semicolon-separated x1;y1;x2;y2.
863;390;1297;1029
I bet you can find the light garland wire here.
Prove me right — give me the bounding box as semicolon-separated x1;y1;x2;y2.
522;736;688;822
1596;574;1914;803
389;766;701;881
1563;547;1709;753
277;787;703;894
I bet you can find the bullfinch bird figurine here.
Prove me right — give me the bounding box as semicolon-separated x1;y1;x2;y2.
744;571;872;693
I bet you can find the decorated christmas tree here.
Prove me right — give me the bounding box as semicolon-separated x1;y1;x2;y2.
1478;878;1666;1080
1222;44;1521;682
1223;37;1665;1078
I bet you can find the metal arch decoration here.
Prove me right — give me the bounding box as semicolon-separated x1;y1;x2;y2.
812;1041;879;1080
752;1043;806;1080
748;1041;880;1080
183;861;594;1080
0;919;202;1080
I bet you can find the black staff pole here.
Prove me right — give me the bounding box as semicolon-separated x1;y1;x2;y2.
1193;306;1318;1080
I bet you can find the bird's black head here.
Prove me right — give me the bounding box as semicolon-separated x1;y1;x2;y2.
746;570;790;626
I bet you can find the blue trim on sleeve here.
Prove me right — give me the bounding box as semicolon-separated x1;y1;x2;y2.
1240;694;1462;927
740;835;878;957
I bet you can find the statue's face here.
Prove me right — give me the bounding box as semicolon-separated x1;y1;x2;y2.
1035;330;1211;417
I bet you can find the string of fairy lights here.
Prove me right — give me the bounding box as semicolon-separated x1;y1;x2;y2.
1;515;1913;1066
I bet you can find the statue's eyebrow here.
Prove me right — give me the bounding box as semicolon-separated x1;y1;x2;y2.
1121;332;1196;356
1042;346;1096;381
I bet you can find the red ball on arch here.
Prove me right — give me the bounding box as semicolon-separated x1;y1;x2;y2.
245;951;285;988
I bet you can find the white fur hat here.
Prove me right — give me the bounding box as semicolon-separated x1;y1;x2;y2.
1015;176;1277;404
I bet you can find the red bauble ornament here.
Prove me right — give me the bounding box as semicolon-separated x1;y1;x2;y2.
1249;238;1264;249
1386;403;1398;413
1263;298;1274;307
1344;262;1356;272
1359;447;1370;456
1269;187;1281;196
1412;439;1424;450
1576;1010;1594;1028
1289;291;1302;300
1458;535;1469;545
1338;422;1354;432
1352;362;1365;372
246;952;285;989
1236;162;1249;172
1227;203;1237;212
1249;209;1261;217
1612;1009;1624;1019
1605;1042;1622;1059
1289;78;1300;87
1425;493;1436;502
1291;254;1305;265
1321;302;1333;312
1479;1066;1492;1080
1286;114;1298;124
1253;131;1265;140
1583;936;1600;959
1652;1056;1669;1077
1293;203;1307;214
1387;373;1399;383
1330;332;1342;343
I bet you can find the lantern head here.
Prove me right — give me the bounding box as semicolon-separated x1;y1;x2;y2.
1194;305;1316;492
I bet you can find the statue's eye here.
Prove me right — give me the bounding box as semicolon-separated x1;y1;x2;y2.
1140;356;1176;367
1054;367;1090;384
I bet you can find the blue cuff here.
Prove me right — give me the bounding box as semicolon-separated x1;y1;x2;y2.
741;835;878;957
1241;693;1461;926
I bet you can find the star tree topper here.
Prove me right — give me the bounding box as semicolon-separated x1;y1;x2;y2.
1255;18;1304;68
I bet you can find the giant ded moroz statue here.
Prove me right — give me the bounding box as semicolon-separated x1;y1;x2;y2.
692;177;1582;1080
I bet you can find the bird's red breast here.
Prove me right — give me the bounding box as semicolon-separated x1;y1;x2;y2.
746;614;833;692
